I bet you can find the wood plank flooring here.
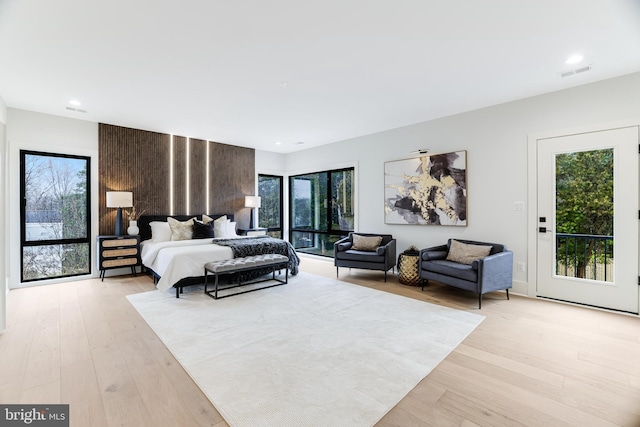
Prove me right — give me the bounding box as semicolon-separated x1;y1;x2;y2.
1;255;639;426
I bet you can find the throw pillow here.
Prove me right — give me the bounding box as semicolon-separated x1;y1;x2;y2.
202;214;214;224
446;240;492;265
167;217;195;241
227;221;238;237
213;215;229;238
351;234;383;252
150;221;171;242
193;220;215;239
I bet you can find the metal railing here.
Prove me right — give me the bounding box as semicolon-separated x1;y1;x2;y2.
556;233;613;282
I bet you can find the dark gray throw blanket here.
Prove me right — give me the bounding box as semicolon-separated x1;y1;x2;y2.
214;236;300;275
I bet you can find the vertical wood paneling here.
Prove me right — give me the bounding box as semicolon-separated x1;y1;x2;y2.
99;125;255;235
172;136;187;215
209;142;255;228
189;139;207;215
99;124;170;235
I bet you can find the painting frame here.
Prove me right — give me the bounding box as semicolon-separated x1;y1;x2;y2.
384;150;467;226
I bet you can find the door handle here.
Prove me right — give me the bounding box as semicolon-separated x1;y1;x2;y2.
538;227;553;233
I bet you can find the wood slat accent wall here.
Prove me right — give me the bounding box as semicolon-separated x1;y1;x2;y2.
172;135;187;215
99;124;255;236
210;142;255;228
189;138;207;215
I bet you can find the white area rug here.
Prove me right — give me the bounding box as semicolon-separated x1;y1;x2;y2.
127;272;484;427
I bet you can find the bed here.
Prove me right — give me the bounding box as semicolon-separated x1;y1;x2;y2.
138;214;299;296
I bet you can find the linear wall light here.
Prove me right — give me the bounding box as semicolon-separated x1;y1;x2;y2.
206;141;210;214
186;137;190;215
170;134;174;215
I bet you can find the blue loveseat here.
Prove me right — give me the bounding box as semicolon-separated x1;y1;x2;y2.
419;239;513;308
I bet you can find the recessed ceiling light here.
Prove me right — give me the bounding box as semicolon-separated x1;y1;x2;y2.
69;99;82;106
279;82;289;88
566;54;583;65
275;141;282;145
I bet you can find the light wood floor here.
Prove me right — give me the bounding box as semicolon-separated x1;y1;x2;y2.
1;255;639;426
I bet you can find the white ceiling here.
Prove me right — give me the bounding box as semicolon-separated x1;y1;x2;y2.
1;1;640;153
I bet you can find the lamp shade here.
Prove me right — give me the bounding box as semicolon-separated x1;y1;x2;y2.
106;191;133;208
244;195;261;208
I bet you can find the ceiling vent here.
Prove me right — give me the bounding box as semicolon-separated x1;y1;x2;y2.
560;64;593;78
65;106;87;113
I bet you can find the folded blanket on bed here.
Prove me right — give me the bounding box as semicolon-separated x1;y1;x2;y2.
214;236;300;275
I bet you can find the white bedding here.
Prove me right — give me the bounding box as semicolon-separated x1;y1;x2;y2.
141;238;240;292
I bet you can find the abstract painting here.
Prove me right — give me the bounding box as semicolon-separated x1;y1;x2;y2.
384;151;467;226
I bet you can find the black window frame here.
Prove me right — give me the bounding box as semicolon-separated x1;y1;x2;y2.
258;174;284;238
289;167;355;257
20;150;92;282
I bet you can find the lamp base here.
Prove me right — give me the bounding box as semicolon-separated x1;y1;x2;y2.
115;207;124;236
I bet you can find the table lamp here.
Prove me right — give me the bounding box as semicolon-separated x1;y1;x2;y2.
106;191;133;236
244;195;261;229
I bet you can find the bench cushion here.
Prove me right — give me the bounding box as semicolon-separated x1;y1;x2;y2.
205;254;289;274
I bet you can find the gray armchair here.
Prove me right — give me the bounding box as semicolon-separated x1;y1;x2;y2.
334;232;397;282
419;239;513;308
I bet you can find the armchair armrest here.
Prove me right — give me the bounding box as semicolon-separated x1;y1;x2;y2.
377;238;396;257
379;239;397;269
477;250;514;293
334;236;352;252
420;245;448;261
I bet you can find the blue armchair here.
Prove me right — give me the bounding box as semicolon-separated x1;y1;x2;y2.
334;232;397;282
419;239;513;308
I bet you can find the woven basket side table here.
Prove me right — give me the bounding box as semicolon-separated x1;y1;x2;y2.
398;252;422;286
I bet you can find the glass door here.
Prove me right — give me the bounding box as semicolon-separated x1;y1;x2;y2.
536;127;638;313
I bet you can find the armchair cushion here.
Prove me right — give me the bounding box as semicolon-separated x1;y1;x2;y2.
352;234;383;252
422;259;478;282
446;239;492;265
337;250;385;263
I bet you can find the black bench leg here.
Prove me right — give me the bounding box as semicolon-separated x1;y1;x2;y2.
336;267;339;278
506;288;510;300
478;293;482;309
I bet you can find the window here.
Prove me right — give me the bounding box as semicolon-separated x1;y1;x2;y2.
20;150;91;282
289;167;354;257
258;174;283;238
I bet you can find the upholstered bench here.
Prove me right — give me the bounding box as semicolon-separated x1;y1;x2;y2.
204;254;289;299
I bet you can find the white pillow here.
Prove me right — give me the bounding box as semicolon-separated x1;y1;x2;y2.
213;215;228;238
150;221;171;242
227;221;238;237
202;214;214;224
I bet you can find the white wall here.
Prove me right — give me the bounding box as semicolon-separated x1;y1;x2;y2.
6;108;99;289
275;71;640;293
0;96;7;331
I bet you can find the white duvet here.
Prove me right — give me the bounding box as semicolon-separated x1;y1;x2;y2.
141;238;239;292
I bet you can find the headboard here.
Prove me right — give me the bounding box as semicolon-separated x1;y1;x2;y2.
138;214;234;242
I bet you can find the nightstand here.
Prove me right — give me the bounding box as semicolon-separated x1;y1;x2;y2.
238;228;268;236
97;235;141;281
